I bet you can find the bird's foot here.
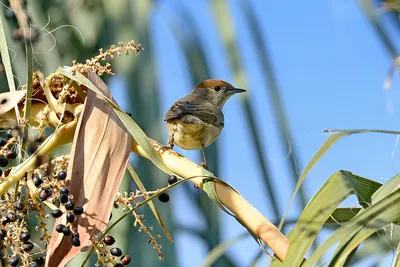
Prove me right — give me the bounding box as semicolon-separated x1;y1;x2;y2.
197;161;208;170
158;144;173;152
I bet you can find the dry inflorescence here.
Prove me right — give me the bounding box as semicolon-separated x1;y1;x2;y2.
0;41;169;266
71;40;144;76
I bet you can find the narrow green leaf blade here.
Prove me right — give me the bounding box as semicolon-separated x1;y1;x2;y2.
0;16;20;121
303;190;400;267
127;164;173;243
325;208;362;224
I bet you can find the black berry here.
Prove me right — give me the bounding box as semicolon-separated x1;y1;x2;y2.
7;212;16;222
39;189;50;201
71;235;80;247
0;157;8;167
110;247;123;257
35;256;45;266
0;138;7;146
65;199;74;210
29;262;39;267
4;9;15;19
5;150;17;160
20;231;30;242
32;176;43;187
36;135;45;143
73;207;84;215
62;226;71;236
4;167;11;177
168;175;178;185
0;229;6;241
55;224;65;233
57;170;67;180
6;129;12;138
66;212;75;223
1;217;10;225
22;241;34;251
14;202;24;211
51;209;63;218
9;256;20;266
103;235;115;245
60;187;69;195
158;193;170;203
120;255;131;265
59;193;68;204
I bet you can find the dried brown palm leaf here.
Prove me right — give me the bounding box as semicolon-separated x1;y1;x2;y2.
45;71;131;267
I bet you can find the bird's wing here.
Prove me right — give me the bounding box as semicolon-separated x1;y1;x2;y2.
164;96;224;127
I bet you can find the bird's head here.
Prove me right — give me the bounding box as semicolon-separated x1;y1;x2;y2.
191;79;246;108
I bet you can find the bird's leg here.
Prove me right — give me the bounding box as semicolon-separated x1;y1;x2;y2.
159;133;174;152
198;144;208;170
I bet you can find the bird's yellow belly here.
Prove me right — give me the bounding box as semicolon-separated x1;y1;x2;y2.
168;120;222;150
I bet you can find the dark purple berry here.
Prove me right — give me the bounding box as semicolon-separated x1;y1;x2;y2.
0;157;8;167
32;176;43;187
4;9;15;19
39;189;49;201
73;207;83;215
59;193;68;204
168;175;178;185
14;201;24;211
20;231;30;242
65;199;74;210
158;193;170;203
6;129;12;138
29;262;39;267
0;138;7;146
36;135;45;143
51;209;63;218
9;256;20;266
0;229;6;241
5;150;17;159
66;212;75;223
35;256;45;265
60;187;69;195
1;217;10;225
120;255;131;265
4;167;11;177
7;212;16;222
103;235;115;245
55;224;65;233
110;247;123;257
22;241;34;251
71;235;80;247
62;226;71;236
57;170;67;180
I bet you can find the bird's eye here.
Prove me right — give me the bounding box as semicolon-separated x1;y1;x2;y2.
214;86;221;92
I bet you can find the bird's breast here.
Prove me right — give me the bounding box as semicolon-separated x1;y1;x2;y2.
167;119;222;150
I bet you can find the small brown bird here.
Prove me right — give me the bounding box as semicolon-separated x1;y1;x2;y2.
163;79;246;169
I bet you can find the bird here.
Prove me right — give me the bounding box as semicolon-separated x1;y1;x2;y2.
162;79;246;169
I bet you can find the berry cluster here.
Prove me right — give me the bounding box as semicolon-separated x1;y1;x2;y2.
93;235;131;266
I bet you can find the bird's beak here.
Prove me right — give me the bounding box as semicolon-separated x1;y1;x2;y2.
225;88;246;94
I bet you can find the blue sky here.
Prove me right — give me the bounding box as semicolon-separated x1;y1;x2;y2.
111;0;400;266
